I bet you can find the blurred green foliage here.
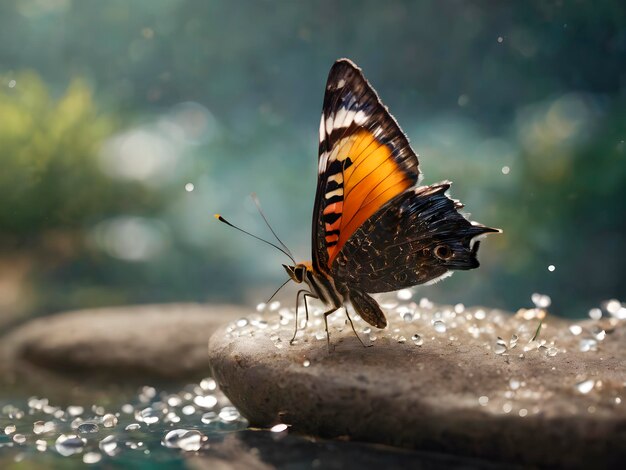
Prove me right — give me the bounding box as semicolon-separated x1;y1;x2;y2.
0;0;624;321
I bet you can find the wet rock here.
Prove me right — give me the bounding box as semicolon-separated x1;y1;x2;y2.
2;303;246;384
208;296;626;468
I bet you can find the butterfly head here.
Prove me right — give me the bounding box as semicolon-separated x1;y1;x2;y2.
283;263;308;284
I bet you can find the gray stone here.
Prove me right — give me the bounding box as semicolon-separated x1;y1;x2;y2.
1;303;247;384
209;295;626;468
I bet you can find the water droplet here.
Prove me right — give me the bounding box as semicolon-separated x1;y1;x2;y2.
474;309;486;320
501;165;510;175
55;434;86;456
121;404;134;414
36;439;47;452
502;402;513;413
12;434;26;444
256;302;266;312
509;334;518;348
200;378;217;391
524;340;540;352
419;298;433;309
99;435;119;456
269;301;281;311
454;303;465;313
4;424;16;435
236;318;248;328
303;359;311;367
100;413;118;428
546;347;558;357
433;320;446;333
494;337;508;355
576;379;595;394
509;379;520;390
77;422;99;434
271;423;289;433
588;308;602;320
531;293;551;308
83;452;102;464
547;264;555;272
185;183;194;192
519;408;528;417
569;325;582;335
162;429;204;451
412;334;423;346
182;405;196;416
579;338;598;352
8;80;16;88
33;421;45;434
478;396;489;406
397;289;412;300
193;395;217;409
201;411;217;424
397;336;406;344
219;406;240;422
315;331;326;341
136;407;160;424
125;423;141;431
402;312;414;322
497;36;504;43
67;406;84;417
615;397;622;405
591;326;606;341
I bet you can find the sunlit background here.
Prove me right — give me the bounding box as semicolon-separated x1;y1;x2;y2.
1;0;625;329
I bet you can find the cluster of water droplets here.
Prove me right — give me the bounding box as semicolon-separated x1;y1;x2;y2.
0;378;250;463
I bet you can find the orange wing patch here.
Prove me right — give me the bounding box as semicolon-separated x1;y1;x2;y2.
324;130;411;265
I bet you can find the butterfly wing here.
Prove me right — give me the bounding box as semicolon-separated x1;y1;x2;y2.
332;182;499;293
312;59;421;274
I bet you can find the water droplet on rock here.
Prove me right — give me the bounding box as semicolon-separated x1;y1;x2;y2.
397;336;406;344
397;289;412;300
36;439;47;452
588;308;602;320
433;320;446;333
77;422;99;434
478;396;489;406
162;429;204;451
219;406;240;422
576;379;595;394
579;338;598;352
99;435;119;456
55;434;86;456
12;434;25;444
193;395;217;409
83;452;102;464
4;424;16;435
136;407;160;424
271;423;289;433
303;359;311;367
569;325;582;335
201;412;217;424
546;347;558;357
412;334;423;346
494;337;508;355
102;413;118;428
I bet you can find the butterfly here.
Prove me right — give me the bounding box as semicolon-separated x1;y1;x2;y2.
218;58;499;348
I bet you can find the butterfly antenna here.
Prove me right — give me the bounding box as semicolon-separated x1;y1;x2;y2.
214;214;296;264
250;193;295;262
265;277;292;305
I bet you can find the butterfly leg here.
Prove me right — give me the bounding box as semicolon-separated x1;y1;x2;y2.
290;290;315;345
345;307;371;348
322;308;340;352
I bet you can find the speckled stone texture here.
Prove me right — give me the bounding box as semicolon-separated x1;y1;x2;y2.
1;303;247;384
208;300;626;468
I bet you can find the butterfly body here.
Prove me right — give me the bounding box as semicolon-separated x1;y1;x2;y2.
286;59;499;341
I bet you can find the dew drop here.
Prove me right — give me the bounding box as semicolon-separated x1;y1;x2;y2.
184;183;194;192
162;429;204;451
412;334;423;346
99;435;119;456
478;396;489;406
501;165;510;175
547;265;556;272
182;405;196;416
397;336;406;344
303;359;311;367
519;408;528;417
201;411;217;424
193;395;218;409
125;423;141;431
569;325;582;335
4;424;16;435
588;308;602;320
576;379;595;394
494;337;508;355
219;406;241;422
270;423;289;433
531;293;551;308
12;434;26;444
579;338;598;352
36;439;47;452
433;320;446;333
397;289;412;300
83;452;102;464
55;434;86;456
102;413;118;428
546;347;558;357
77;422;99;434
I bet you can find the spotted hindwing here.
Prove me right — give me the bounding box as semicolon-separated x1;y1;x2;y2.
332;183;500;293
312;59;421;274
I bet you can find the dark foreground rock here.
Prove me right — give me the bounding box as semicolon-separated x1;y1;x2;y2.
208;295;626;468
1;303;247;384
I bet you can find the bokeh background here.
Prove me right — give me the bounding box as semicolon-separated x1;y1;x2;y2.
1;0;625;328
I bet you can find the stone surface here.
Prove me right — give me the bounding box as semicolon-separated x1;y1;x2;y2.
1;303;247;384
209;294;626;468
